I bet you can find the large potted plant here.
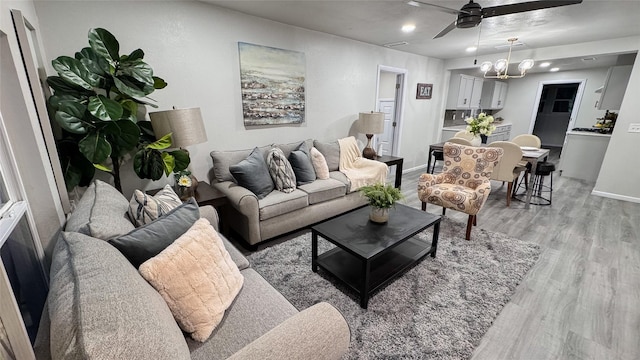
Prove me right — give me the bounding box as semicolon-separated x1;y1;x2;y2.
359;183;404;223
47;28;189;193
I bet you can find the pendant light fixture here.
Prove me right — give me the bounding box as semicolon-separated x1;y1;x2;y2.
480;38;534;79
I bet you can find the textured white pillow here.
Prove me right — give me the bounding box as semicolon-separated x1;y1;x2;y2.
129;185;182;227
310;146;330;180
139;218;244;342
267;147;297;193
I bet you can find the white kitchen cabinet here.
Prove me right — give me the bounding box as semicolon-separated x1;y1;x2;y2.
597;65;632;110
480;80;508;109
485;123;512;143
559;131;611;182
446;74;483;109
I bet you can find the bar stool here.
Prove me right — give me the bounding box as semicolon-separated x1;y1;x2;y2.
514;161;555;206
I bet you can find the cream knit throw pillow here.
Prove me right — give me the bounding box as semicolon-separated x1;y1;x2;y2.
310;146;330;180
139;218;244;342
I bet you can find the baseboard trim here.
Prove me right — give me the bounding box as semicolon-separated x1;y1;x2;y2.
591;190;640;204
403;164;427;174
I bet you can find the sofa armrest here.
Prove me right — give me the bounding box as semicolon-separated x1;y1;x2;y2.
198;205;220;232
227;302;350;360
212;181;259;216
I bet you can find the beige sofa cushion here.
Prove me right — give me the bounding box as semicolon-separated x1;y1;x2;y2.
297;179;347;205
139;218;244;342
258;189;309;221
48;231;190;359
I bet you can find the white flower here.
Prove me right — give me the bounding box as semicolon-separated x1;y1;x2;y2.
466;125;472;132
464;117;473;124
178;175;192;187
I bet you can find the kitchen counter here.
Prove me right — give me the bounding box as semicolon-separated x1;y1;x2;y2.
441;123;512;142
566;130;612;138
442;122;509;131
559;132;611;182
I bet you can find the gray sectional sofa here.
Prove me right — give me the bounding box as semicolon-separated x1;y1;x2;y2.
210;139;371;247
34;180;350;359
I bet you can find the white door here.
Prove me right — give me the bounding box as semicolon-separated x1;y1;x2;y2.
376;100;395;156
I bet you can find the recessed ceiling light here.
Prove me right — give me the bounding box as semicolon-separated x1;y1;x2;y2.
549;67;560;72
402;24;416;33
539;62;551;68
582;57;597;61
466;46;477;52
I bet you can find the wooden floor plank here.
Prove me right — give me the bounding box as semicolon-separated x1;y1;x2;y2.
397;160;640;360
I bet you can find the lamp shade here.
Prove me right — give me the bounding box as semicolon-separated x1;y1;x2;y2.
149;107;207;148
359;112;385;134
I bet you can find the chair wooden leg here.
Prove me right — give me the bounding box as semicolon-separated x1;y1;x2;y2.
465;215;473;240
473;214;477;226
421;201;426;211
442;207;446;216
507;181;513;207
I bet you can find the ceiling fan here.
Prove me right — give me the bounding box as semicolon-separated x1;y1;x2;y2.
408;0;583;39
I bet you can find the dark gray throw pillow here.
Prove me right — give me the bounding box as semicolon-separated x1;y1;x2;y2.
229;147;274;199
108;199;200;268
289;142;316;185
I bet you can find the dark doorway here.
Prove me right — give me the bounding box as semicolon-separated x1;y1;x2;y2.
533;83;579;147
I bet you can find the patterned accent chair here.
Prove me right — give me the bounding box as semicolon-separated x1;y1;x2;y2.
417;143;503;240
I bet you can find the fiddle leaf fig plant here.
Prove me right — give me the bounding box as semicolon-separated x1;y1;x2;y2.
47;28;189;193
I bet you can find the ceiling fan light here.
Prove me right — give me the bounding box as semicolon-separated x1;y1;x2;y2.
494;59;508;72
518;59;535;72
480;61;493;73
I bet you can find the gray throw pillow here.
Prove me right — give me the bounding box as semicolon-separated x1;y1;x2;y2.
289;142;316;185
313;140;340;171
229;147;274;199
109;199;200;268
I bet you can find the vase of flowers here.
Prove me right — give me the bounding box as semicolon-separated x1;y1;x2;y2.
465;113;496;145
175;170;195;200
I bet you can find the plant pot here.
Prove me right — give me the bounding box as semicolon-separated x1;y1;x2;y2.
470;135;482;146
369;207;389;224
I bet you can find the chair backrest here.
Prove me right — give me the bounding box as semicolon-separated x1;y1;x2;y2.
511;134;541;148
487;141;524;182
454;131;475;141
446;137;473;146
442;143;503;188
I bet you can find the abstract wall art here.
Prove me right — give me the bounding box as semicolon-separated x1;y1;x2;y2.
238;42;306;126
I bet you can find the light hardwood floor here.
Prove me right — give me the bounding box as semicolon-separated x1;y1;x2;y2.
395;160;640;360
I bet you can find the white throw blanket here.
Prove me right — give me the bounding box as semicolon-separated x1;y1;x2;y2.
338;136;388;191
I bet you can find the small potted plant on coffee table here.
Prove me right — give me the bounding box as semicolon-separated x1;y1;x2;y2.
359;183;404;223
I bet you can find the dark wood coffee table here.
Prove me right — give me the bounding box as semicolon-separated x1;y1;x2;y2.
311;204;441;309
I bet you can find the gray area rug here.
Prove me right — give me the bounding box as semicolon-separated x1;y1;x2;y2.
247;217;540;359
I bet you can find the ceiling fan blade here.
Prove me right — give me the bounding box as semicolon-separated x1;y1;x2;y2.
482;0;583;18
407;0;470;15
433;20;458;39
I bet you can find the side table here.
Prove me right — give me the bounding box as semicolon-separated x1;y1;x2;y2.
375;155;404;189
192;181;228;208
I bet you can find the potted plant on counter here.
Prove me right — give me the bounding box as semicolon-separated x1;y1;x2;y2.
359;183;404;223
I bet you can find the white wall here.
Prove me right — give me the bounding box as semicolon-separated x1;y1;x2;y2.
34;1;445;196
497;67;610;137
594;58;640;202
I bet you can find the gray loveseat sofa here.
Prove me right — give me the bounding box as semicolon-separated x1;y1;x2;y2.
34;180;350;359
210;139;373;247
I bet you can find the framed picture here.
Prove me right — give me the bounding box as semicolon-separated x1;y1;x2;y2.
238;42;306;126
416;83;433;99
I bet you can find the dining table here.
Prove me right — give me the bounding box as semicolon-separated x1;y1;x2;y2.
427;142;550;210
